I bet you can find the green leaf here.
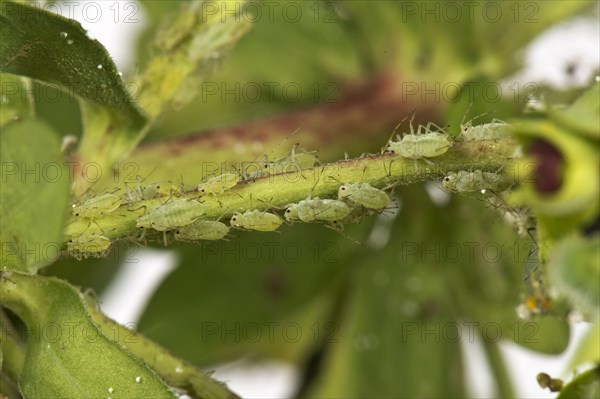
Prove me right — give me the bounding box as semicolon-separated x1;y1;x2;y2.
306;188;528;397
549;234;600;317
138;224;358;366
558;366;600;399
0;1;144;126
0;73;31;127
135;0;253;120
0;117;70;273
84;295;241;399
551;83;600;140
567;320;600;371
510;317;570;355
0;272;176;398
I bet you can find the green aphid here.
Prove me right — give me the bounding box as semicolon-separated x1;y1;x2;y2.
386;123;452;160
72;193;122;219
249;145;320;179
136;199;205;231
338;182;390;210
66;235;111;259
174;220;229;241
198;173;240;196
126;181;183;202
442;170;513;194
230;210;283;232
461;121;511;141
285;198;350;223
144;182;183;198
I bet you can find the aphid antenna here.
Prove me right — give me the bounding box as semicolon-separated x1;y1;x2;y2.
255;195;279;211
76;185;97;203
460;111;496;137
156;184;185;207
135;165;159;188
307;166;327;199
388;108;417;143
458;101;475;129
124;167;159;202
324;222;364;246
264;125;304;162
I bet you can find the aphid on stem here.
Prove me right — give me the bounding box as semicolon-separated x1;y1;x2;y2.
230;210;283;232
174;220;230;241
338;182;390;210
385;113;453;163
197;172;241;205
442;169;513;195
71;192;123;232
66;234;111;260
136;198;206;245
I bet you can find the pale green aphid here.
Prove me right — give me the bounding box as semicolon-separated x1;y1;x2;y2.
248;145;319;179
66;235;111;259
230;210;283;232
173;220;229;241
198;173;240;196
285;198;350;223
386;123;452;160
72;193;122;219
461;121;511;141
144;182;183;198
263;149;319;174
442;170;512;194
338;182;390;210
136;199;205;231
126;181;183;203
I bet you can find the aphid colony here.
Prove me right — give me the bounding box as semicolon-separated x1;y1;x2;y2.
66;165;397;258
65;118;518;258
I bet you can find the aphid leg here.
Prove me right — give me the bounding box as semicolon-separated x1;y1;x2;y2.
90;219;106;234
138;227;147;242
158;185;183;206
324;222;364;246
382;158;393;182
421;157;435;167
381;121;401;154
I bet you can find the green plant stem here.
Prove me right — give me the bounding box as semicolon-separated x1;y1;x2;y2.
481;338;515;398
64;136;519;244
83;296;240;399
89;71;441;191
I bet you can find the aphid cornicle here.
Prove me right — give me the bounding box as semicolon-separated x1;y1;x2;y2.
136;199;205;231
442;170;512;194
66;235;111;259
230;210;283;232
72;193;122;219
173;220;229;241
285;199;350;223
197;173;240;196
338;182;390;210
